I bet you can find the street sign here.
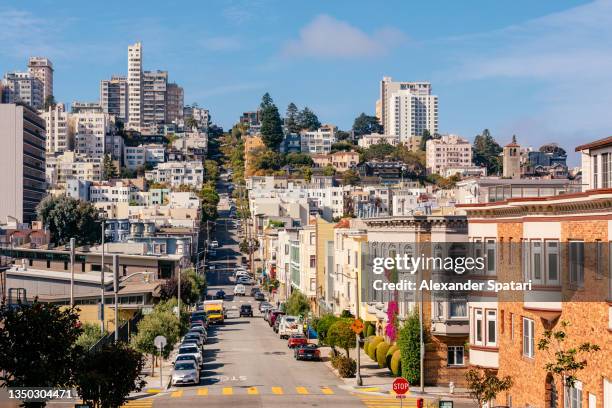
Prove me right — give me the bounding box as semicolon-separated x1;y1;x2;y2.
439;401;453;408
392;377;410;395
351;319;364;334
154;335;167;350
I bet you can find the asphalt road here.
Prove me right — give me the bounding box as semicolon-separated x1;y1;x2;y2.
147;173;367;407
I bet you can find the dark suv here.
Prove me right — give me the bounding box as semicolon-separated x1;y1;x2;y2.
239;304;253;317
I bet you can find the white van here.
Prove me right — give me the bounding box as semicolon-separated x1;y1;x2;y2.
278;315;301;339
233;284;246;296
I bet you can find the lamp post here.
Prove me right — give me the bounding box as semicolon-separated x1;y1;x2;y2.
355;268;362;386
100;219;105;334
177;264;181;318
69;238;75;307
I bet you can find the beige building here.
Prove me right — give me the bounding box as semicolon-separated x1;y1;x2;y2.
575;135;612;190
166;83;184;123
46;151;103;186
357;133;400;149
41;103;72;154
143;70;167;128
72;111;112;159
28;57;53;102
426;134;472;175
100;75;128;124
0;104;46;224
502;136;521;179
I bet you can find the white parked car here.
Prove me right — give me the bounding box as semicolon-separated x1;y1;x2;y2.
236;276;252;285
278;315;301;339
171;360;200;386
233;284;246;296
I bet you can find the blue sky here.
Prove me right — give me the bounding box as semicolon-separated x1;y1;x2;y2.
1;0;609;164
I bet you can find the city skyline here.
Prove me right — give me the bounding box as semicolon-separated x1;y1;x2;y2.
1;0;607;164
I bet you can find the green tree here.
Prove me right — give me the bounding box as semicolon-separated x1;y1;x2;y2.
75;323;107;350
360;143;395;162
284;152;313;167
538;320;601;388
131;300;181;359
285;102;301;134
326;320;356;357
297;107;321;131
250;147;283;172
473;129;502;175
185;116;198;130
204;159;220;182
303;167;312;182
313;314;339;346
352;113;382;136
323;164;336;177
102;154;118;180
419;129;432;151
397;311;422;384
159;269;206;305
341;169;360;186
465;369;513;408
259;94;284;150
75;343;146;408
336;130;351;141
284;290;310;317
43;95;57;110
0;301;83;405
330;141;355;153
36;195;101;246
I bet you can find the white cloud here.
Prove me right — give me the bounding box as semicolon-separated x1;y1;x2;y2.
282;14;406;58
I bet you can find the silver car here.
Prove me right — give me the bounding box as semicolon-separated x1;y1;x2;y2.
171;361;200;386
177;345;202;367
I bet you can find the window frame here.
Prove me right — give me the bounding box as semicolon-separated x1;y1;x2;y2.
486;309;497;347
447;346;465;367
522;317;535;358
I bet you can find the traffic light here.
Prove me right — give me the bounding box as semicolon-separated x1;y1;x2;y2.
416;398;424;408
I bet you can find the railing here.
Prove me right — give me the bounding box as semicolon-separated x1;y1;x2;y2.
89;311;143;352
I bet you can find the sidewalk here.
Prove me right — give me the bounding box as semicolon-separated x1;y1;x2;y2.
128;352;175;399
321;345;473;402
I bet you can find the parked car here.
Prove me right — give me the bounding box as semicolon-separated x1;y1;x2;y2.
185;331;206;344
287;333;308;348
269;310;285;327
173;354;198;366
254;292;265;301
239;304;253;317
190;311;207;324
294;344;321;361
215;290;226;299
259;302;273;313
209;240;219;249
182;334;203;347
278;316;301;339
208;249;217;257
171;361;200;386
177;345;202;367
250;286;261;296
188;327;207;342
234;284;246;296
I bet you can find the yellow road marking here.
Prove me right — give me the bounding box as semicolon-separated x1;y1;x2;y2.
321;386;334;395
145;388;161;394
222;387;233;395
247;386;259;395
271;386;283;395
171;390;183;398
197;388;208;396
121;401;153;407
296;386;309;395
359;387;380;392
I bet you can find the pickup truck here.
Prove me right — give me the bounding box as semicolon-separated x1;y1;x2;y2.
203;300;224;324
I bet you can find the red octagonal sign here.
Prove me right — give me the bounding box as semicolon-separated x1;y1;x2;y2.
393;377;410;395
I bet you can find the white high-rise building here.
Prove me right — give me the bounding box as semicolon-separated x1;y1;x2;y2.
41;103;72;154
28;57;54;102
72;111;111;159
1;72;44;109
100;75;128;124
127;42;143;131
378;77;438;141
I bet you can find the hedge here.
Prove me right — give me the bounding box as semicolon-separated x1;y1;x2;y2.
390;349;402;376
376;341;391;368
363;335;375;354
366;324;375;337
336;355;357;378
367;336;384;361
386;345;399;371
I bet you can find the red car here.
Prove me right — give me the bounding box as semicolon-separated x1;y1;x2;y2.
287;334;308;348
269;311;285;327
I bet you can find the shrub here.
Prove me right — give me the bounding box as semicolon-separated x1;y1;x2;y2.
336;356;357;378
327;320;356;357
390;350;402;376
330;354;342;369
314;314;339;346
386;345;399;371
366;323;375;337
367;336;384;361
397;311;423;384
376;341;391;368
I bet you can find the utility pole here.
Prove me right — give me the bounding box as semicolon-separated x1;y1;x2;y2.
113;255;119;341
100;220;105;334
69;238;75;307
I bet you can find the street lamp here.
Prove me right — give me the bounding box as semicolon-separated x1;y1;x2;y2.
99;217;106;334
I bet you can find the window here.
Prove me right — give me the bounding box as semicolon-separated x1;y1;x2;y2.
473;239;483;274
510;313;515;340
565;381;583;408
531;240;543;283
593;155;598;188
522;317;535;358
474;309;483;345
309;255;316;268
449;300;467;318
569;241;584;287
522;239;530;282
596;240;603;279
546;241;560;284
486;239;496;275
447;346;464;366
486;310;497;346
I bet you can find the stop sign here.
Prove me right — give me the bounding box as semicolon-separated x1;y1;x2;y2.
393;377;410;395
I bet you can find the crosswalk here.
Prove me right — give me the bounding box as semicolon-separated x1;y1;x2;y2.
357;394;434;408
121;399;153;408
163;385;338;397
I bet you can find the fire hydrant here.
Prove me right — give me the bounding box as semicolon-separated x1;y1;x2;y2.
449;381;455;394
